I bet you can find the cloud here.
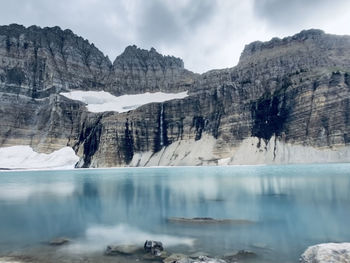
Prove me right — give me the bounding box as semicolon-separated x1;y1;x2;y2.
253;0;348;31
0;0;350;73
133;0;216;47
136;1;184;45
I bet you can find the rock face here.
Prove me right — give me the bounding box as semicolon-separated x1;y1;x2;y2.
300;243;350;263
0;24;109;153
111;45;196;95
1;24;350;167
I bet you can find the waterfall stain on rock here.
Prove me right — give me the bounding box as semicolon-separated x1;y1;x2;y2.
122;118;134;164
153;104;169;152
251;89;289;143
192;116;205;141
78;116;103;168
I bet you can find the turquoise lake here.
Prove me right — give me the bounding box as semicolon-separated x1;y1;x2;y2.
0;164;350;262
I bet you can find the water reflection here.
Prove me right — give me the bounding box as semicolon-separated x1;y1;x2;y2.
0;182;75;201
61;224;194;254
0;164;350;262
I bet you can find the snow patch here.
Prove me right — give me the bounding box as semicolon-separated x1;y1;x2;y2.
60;90;188;113
0;146;79;170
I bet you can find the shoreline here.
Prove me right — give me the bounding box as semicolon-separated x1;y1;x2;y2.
1;161;350;173
0;242;264;263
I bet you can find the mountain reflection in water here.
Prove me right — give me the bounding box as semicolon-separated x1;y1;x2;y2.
0;164;350;262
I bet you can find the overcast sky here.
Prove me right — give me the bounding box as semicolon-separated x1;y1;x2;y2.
1;0;350;73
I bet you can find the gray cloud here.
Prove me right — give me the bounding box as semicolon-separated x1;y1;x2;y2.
136;1;183;45
0;0;350;73
135;0;216;47
253;0;348;30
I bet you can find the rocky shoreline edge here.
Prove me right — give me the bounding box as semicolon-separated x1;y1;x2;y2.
1;238;349;263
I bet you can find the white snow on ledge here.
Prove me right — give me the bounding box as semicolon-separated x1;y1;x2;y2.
60;90;188;113
0;146;79;170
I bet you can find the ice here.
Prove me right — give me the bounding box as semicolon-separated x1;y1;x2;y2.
60;90;188;113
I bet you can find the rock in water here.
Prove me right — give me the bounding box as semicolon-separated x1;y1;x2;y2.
168;217;254;225
223;250;257;261
189;252;210;258
197;256;227;263
144;240;164;255
49;237;70;246
105;244;143;255
163;253;189;263
142;250;169;261
165;255;227;263
300;243;350;263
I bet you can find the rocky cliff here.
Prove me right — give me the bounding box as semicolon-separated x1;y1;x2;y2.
1;24;350;167
110;45;196;95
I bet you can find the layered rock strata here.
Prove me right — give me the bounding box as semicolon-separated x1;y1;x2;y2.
0;24;350;167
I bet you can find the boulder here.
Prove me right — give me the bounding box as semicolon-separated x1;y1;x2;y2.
300;243;350;263
144;240;164;255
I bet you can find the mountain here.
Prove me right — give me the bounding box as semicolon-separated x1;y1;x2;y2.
1;24;350;167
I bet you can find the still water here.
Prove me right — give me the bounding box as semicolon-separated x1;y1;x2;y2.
0;164;350;262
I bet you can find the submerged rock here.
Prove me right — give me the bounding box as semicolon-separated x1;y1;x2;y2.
168;217;255;225
223;250;257;261
143;250;169;261
105;244;143;255
163;253;188;263
189;252;211;258
196;256;227;263
300;243;350;263
49;237;70;246
164;254;227;263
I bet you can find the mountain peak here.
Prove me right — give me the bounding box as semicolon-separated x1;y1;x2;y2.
114;45;184;69
239;29;326;63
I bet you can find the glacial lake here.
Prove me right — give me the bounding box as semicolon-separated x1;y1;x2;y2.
0;164;350;262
